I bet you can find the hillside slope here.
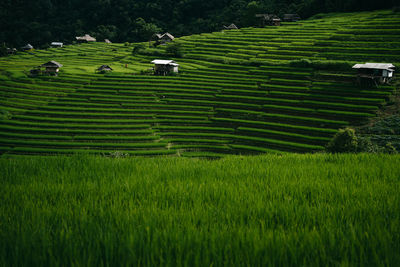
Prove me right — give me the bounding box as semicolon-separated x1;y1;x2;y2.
0;10;399;157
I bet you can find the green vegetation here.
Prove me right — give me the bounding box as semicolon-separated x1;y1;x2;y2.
0;10;399;156
0;154;399;266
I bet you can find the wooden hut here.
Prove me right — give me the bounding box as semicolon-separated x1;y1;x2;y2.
21;44;33;51
352;63;395;84
255;14;281;26
223;23;239;30
7;48;17;55
76;34;96;43
161;33;174;43
104;39;112;43
51;42;63;48
151;33;175;46
96;65;113;73
41;61;63;75
151;59;179;76
283;14;301;22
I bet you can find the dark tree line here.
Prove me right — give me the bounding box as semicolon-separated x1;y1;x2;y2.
0;0;398;48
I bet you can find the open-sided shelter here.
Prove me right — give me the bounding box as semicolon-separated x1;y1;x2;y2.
151;59;179;76
51;42;63;48
352;63;395;84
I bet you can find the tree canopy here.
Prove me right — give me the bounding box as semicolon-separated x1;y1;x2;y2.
0;0;398;47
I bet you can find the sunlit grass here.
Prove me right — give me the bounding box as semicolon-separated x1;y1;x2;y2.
1;153;399;266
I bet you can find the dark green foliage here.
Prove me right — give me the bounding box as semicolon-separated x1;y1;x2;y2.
0;43;7;57
0;0;398;47
326;128;358;153
132;44;145;55
166;43;184;58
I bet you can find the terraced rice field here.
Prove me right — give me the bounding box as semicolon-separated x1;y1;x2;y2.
0;10;399;157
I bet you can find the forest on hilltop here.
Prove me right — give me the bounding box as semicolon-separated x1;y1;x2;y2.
0;0;399;48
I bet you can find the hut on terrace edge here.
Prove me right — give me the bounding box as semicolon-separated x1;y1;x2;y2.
96;65;113;73
223;23;239;30
255;14;281;26
352;63;395;85
30;60;63;76
151;59;179;76
283;14;301;22
21;44;33;51
51;42;63;48
151;33;175;46
41;61;63;75
76;34;96;43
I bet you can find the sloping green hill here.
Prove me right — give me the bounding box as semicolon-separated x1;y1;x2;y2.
0;10;399;157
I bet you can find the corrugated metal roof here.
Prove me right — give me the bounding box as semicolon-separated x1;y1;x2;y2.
162;33;174;40
352;63;395;70
151;60;179;66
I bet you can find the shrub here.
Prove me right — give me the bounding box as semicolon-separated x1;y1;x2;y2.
132;44;145;55
166;42;183;58
326;128;358;153
289;59;312;68
0;110;12;120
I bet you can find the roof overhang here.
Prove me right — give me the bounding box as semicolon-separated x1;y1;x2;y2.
352;63;395;71
151;60;179;66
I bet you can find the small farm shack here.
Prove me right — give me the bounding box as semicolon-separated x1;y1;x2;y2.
255;14;281;26
151;59;179;75
76;34;96;43
160;33;175;43
51;42;63;48
96;65;113;73
352;63;395;84
151;33;175;46
7;48;17;55
104;39;112;43
41;61;63;75
223;24;239;30
21;44;33;51
283;14;301;22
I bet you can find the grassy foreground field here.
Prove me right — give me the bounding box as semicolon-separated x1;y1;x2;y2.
1;153;399;266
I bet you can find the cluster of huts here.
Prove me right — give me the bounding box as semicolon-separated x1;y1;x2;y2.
255;13;301;27
150;33;175;46
17;29;397;82
29;59;180;77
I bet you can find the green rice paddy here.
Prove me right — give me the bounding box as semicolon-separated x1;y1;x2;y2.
1;153;399;266
0;10;399;157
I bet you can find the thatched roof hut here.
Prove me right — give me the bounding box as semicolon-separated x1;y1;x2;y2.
40;61;63;75
255;14;281;26
76;34;96;43
223;24;239;30
21;44;33;50
97;65;113;73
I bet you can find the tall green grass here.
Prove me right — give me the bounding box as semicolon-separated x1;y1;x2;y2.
0;154;399;266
